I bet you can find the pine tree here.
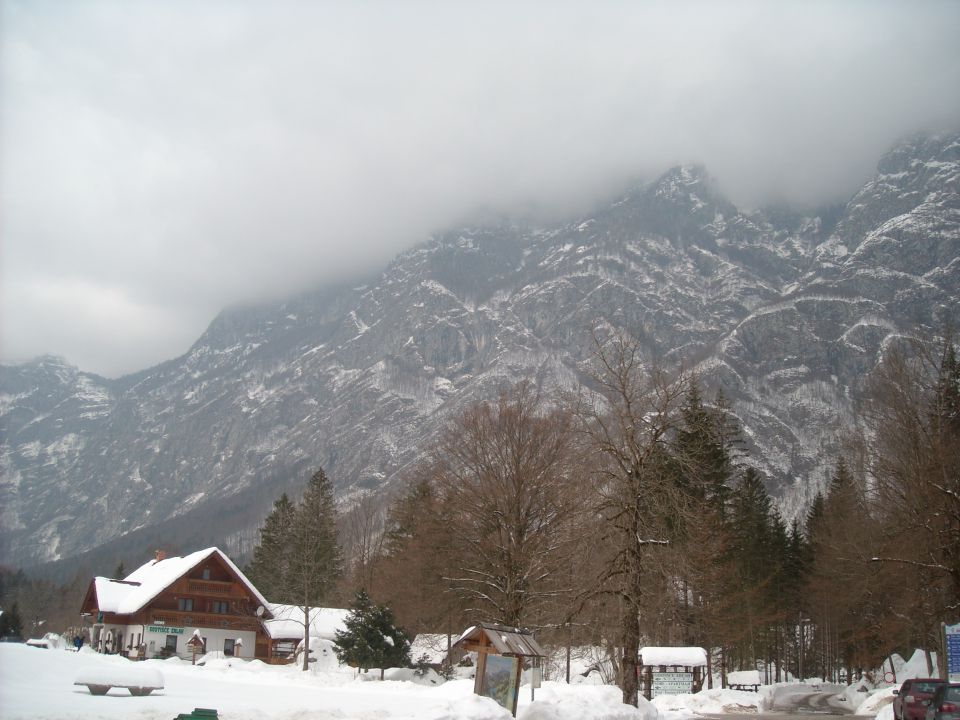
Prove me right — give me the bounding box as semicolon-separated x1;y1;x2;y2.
668;380;739;660
673;380;734;513
0;601;23;638
245;493;296;601
246;471;342;671
334;590;411;680
288;468;342;671
372;477;464;634
725;467;775;671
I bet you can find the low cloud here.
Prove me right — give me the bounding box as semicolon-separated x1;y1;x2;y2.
2;1;959;377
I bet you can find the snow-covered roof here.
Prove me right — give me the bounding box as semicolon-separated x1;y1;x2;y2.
92;548;270;616
262;604;349;641
90;578;140;614
640;646;707;667
452;623;546;658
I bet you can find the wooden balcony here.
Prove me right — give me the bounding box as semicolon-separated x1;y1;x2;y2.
186;579;234;596
149;610;261;632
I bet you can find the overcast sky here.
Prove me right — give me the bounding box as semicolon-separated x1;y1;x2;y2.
2;1;959;378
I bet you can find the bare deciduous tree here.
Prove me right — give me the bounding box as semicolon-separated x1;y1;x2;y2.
866;334;960;659
573;334;689;707
430;381;583;628
339;491;388;592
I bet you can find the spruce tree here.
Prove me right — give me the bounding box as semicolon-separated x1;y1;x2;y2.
246;472;342;671
245;493;296;601
726;467;775;670
289;468;342;670
334;590;411;679
0;601;23;638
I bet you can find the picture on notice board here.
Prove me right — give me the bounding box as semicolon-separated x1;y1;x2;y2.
480;654;518;711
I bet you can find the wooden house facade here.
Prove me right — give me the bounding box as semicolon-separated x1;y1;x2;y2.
80;548;274;661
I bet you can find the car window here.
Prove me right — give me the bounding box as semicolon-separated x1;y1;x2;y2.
913;682;942;694
945;687;960;701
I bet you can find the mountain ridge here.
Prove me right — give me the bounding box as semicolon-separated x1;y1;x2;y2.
2;131;958;569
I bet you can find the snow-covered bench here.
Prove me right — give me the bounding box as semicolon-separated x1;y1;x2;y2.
727;670;761;692
74;666;164;696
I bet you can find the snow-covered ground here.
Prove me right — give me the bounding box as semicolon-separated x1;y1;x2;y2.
0;642;939;720
0;644;654;720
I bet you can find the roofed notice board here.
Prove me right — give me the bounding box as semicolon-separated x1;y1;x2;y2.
651;671;694;697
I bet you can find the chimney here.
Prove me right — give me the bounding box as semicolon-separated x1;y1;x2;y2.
154;549;166;562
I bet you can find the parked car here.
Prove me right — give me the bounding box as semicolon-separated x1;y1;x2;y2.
894;679;947;720
924;684;960;720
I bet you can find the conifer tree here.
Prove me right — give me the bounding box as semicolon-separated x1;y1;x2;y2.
334;590;411;679
0;601;23;638
246;471;342;671
245;493;296;600
372;477;463;634
289;468;342;670
725;467;776;671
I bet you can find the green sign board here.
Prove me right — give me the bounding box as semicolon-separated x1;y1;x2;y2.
148;625;184;634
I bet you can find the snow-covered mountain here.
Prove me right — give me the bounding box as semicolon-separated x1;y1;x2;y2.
2;132;958;569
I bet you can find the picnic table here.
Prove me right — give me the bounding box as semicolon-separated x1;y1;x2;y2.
74;665;164;696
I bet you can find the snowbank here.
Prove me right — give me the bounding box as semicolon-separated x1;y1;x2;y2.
857;687;896;716
520;684;655;720
889;649;940;683
653;687;760;720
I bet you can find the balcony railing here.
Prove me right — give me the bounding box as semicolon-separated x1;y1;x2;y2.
150;610;260;631
186;580;233;596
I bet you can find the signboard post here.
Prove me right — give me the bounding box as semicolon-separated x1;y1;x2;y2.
944;622;960;682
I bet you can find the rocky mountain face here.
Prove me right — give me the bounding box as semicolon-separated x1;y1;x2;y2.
2;132;958;570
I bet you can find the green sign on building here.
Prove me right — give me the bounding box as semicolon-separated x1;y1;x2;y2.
148;625;184;634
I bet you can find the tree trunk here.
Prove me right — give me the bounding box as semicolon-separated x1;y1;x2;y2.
302;605;310;671
621;599;639;706
706;646;713;690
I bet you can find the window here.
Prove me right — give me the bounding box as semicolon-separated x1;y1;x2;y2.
165;635;178;653
178;598;193;612
202;568;211;580
223;639;235;657
210;601;228;614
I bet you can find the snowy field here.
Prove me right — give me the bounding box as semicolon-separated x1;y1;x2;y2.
1;642;928;720
0;643;657;720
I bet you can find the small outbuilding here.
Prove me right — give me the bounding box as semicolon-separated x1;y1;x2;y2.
261;604;349;663
409;633;453;670
451;623;547;717
639;646;708;699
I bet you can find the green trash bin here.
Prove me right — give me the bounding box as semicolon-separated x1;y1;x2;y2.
174;709;218;719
